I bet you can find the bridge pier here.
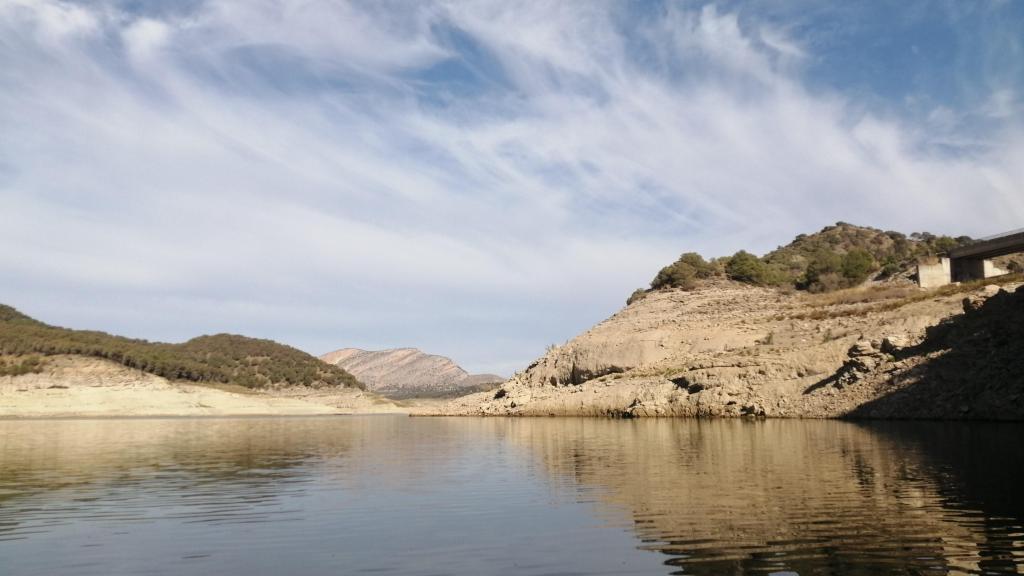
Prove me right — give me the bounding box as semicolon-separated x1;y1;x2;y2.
917;257;1008;288
917;257;951;289
952;258;1007;283
915;228;1022;288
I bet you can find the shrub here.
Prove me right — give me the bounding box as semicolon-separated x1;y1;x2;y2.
931;236;959;253
841;249;875;282
725;251;768;284
811;272;844;293
626;288;648;305
801;249;841;290
678;253;718;278
652;263;697;290
0;355;45;377
878;257;901;278
651;252;717;290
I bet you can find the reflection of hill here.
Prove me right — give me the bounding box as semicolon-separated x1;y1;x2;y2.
501;418;1024;575
0;416;469;542
2;417;1020;575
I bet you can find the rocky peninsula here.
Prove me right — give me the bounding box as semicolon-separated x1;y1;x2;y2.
439;224;1024;420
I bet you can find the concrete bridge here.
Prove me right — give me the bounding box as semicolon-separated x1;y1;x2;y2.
918;228;1024;288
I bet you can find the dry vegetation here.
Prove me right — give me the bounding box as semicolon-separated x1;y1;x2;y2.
782;273;1024;321
802;284;921;308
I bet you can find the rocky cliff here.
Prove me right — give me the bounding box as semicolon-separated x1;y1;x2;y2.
321;348;503;399
440;277;1023;419
846;283;1024;419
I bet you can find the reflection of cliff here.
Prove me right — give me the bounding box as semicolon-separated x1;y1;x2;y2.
501;418;1024;575
862;422;1024;575
3;417;1021;575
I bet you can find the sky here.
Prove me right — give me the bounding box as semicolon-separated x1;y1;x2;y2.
1;0;1023;375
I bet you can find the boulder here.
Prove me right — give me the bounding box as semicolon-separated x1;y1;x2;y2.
962;296;985;313
880;335;908;353
848;340;877;357
741;403;766;417
850;356;878;372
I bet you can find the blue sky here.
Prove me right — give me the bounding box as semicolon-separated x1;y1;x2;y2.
1;0;1022;374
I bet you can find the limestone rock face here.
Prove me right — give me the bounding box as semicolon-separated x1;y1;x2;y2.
881;335;908;353
320;348;503;399
438;279;1023;419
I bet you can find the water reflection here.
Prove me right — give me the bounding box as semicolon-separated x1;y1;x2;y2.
500;418;1024;575
0;417;1021;575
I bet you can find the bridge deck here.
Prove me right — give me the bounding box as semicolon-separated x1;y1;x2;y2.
948;231;1024;260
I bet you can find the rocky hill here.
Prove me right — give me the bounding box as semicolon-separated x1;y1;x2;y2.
635;222;1022;300
440;223;1024;420
321;348;503;399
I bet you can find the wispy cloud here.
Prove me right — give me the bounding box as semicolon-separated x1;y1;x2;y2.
1;0;1022;373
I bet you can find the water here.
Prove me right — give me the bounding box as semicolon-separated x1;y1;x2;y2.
1;417;1022;575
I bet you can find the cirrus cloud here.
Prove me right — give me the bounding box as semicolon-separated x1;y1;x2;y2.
1;0;1022;373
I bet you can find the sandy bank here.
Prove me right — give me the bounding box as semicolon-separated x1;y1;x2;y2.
0;356;406;418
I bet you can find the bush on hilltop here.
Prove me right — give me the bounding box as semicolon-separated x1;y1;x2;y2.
651;252;719;290
0;304;363;390
639;222;981;298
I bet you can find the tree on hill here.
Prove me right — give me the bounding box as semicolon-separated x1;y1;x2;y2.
639;223;977;297
0;306;363;390
651;252;719;290
841;249;875;282
725;250;766;284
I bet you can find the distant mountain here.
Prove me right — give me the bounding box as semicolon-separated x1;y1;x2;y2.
320;348;503;399
0;304;362;390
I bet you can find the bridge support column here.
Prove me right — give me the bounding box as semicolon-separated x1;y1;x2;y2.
917;257;951;288
951;258;1008;283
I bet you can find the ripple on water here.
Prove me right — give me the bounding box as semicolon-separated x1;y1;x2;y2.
0;417;1022;575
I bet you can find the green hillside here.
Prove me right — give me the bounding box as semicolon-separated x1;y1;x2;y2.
0;305;363;389
633;223;989;302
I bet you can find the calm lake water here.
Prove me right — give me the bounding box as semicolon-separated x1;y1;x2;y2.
1;417;1022;575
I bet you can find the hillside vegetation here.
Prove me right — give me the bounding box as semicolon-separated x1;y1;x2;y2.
630;223;978;303
0;305;362;389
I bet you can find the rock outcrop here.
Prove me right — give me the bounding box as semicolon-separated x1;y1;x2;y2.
320;348;503;399
439;278;1023;420
846;284;1024;419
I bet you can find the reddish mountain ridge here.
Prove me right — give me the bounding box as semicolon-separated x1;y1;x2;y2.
321;348;503;399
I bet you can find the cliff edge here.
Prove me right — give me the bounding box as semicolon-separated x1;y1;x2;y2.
440;278;1023;420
